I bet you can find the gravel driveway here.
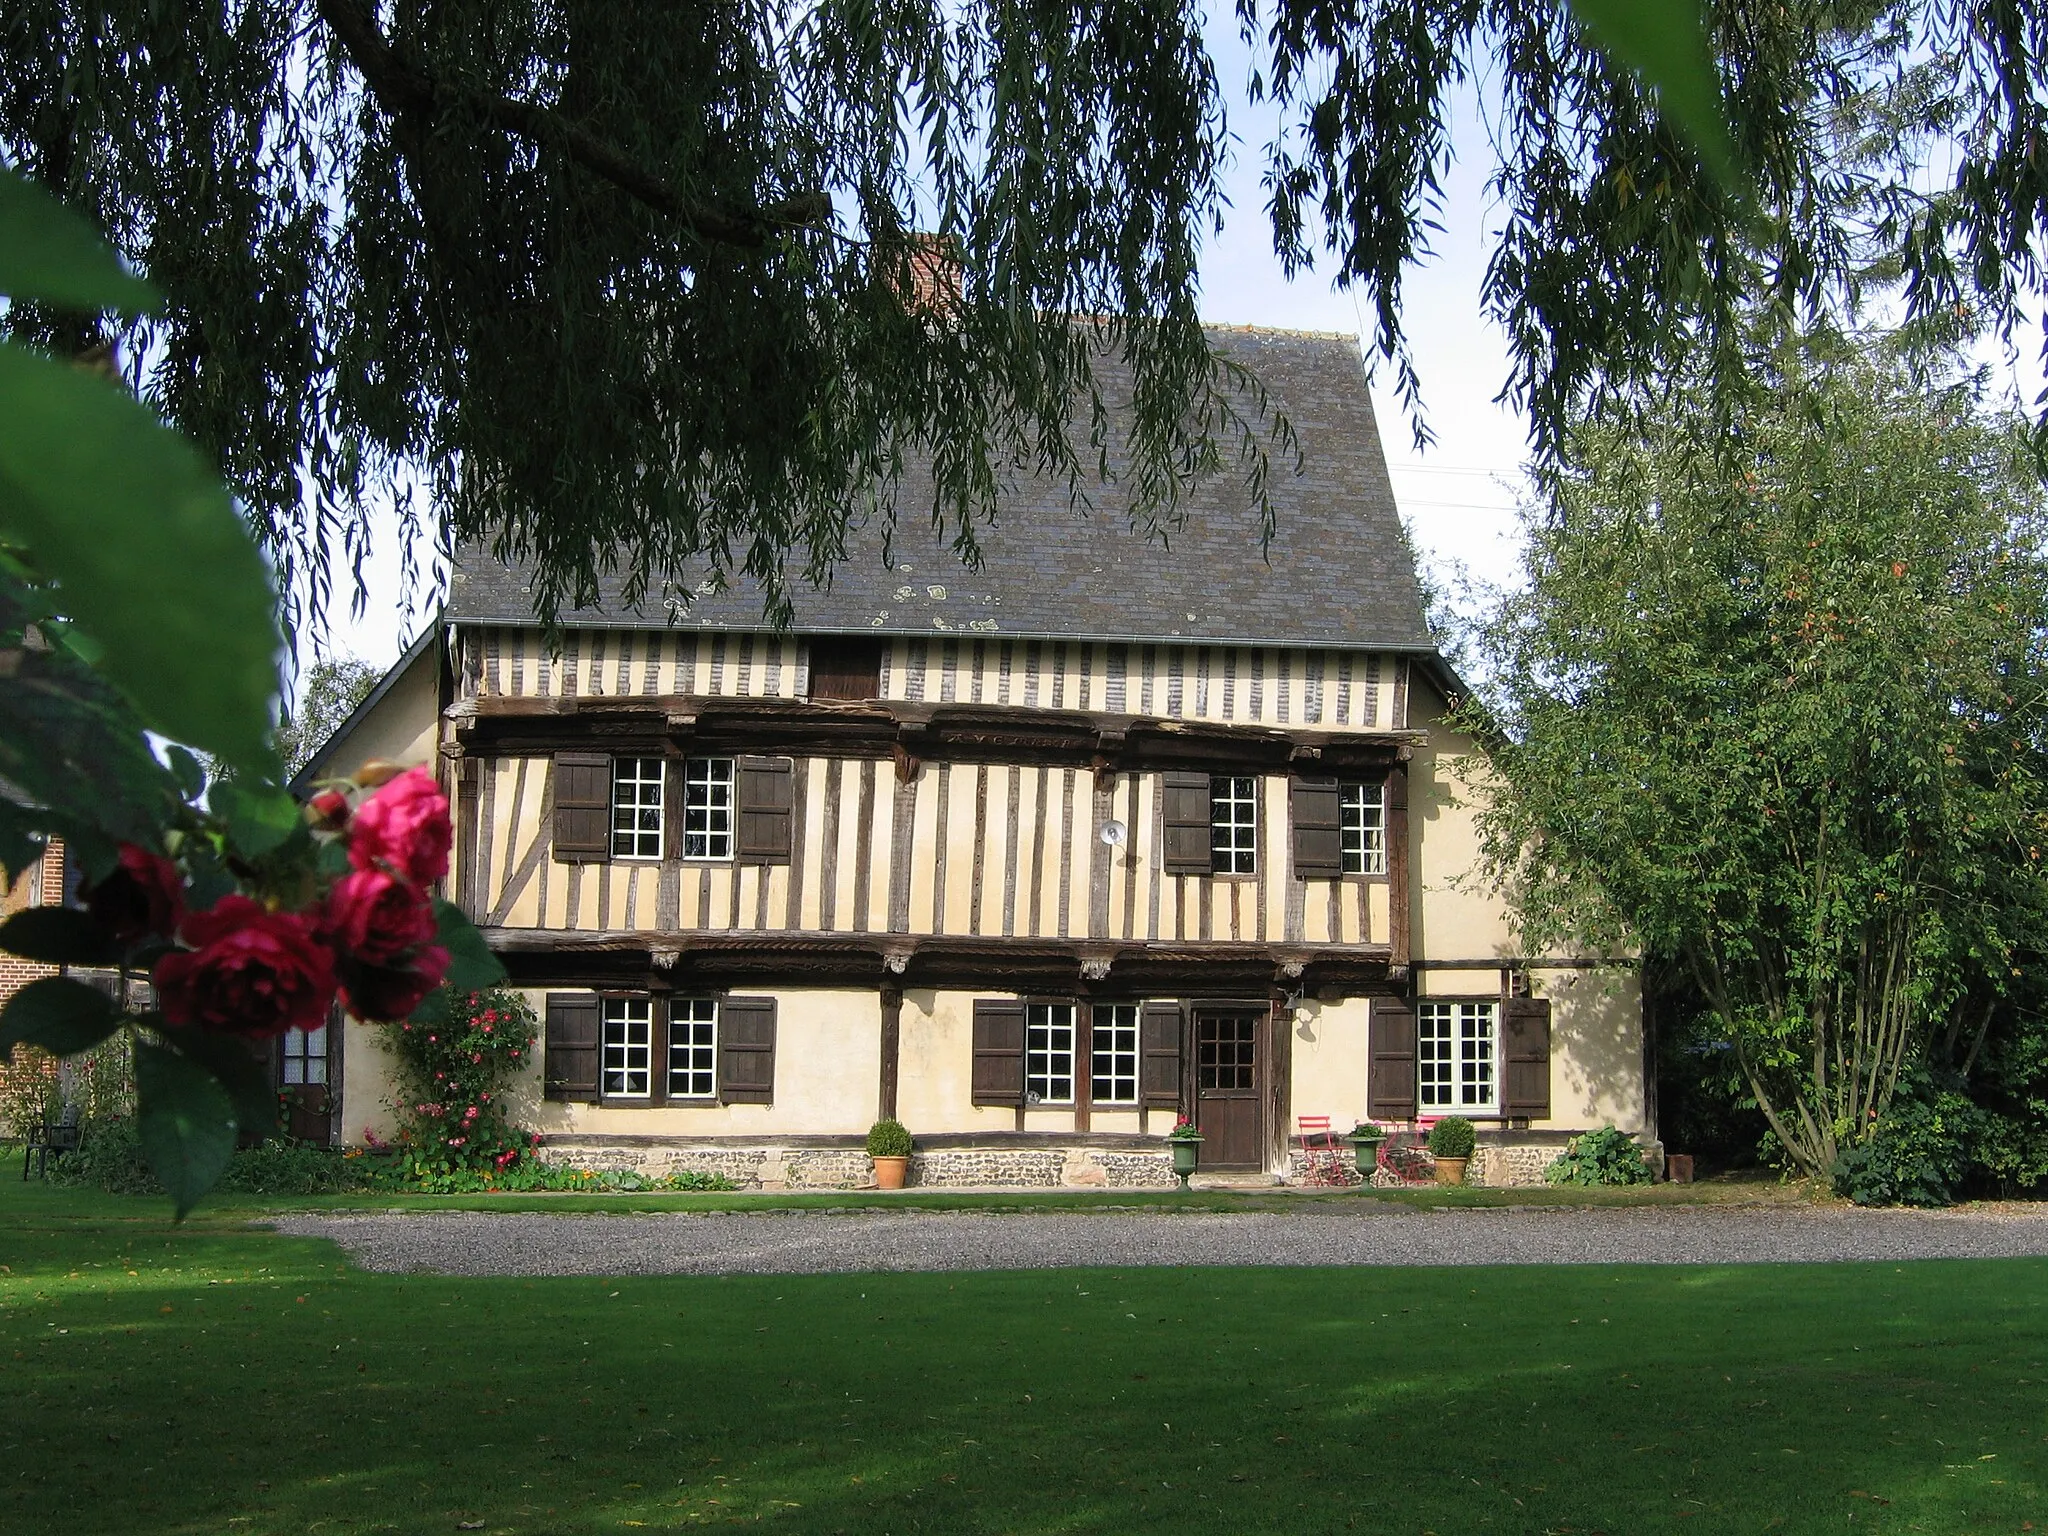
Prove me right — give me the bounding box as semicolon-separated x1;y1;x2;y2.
267;1203;2048;1277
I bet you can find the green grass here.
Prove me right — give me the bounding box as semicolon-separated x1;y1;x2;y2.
4;1179;2043;1535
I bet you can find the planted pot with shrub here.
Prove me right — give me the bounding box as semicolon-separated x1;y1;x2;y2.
865;1118;913;1190
1426;1116;1477;1185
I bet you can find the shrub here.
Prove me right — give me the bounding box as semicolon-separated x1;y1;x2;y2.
1426;1116;1476;1160
1545;1126;1653;1187
45;1119;158;1194
48;1120;372;1196
356;1153;736;1194
1831;1088;1980;1207
865;1118;913;1158
0;1046;62;1139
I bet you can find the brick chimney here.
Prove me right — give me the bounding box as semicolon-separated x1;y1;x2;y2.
900;233;962;315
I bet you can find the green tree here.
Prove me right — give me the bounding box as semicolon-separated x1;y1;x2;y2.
1463;337;2048;1182
2;2;2038;623
277;656;382;780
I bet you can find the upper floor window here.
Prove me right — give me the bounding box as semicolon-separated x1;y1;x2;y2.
1210;775;1258;874
682;757;735;859
1418;1000;1498;1115
1341;782;1387;875
611;757;665;858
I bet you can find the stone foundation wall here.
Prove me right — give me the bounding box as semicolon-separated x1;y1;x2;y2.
538;1141;1178;1190
537;1138;1645;1190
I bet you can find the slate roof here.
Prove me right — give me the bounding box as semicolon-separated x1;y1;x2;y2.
448;327;1434;651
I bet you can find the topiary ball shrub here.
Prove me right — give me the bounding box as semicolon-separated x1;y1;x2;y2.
1426;1116;1476;1160
1544;1125;1653;1187
865;1118;913;1158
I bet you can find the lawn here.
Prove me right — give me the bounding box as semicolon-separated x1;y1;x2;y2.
3;1179;2043;1535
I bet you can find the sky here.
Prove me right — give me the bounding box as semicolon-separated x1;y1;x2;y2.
316;62;1538;682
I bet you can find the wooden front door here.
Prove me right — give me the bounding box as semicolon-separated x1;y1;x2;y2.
1194;1008;1263;1169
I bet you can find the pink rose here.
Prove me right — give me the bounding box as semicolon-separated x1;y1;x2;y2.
154;897;336;1038
84;843;185;946
320;869;436;966
348;766;452;884
340;944;450;1024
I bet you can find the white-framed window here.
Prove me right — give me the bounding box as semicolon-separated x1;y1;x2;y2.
1210;774;1258;874
1341;781;1387;875
1090;1004;1139;1105
667;997;718;1098
682;757;735;860
611;757;665;858
1025;1002;1076;1105
1418;1000;1498;1114
601;997;654;1099
281;1024;328;1086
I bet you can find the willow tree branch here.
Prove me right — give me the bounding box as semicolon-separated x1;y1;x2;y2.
314;0;831;249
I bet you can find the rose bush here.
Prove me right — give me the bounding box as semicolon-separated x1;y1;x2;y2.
377;985;544;1184
0;759;503;1214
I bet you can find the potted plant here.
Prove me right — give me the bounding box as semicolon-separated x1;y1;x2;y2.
865;1118;913;1190
1168;1114;1203;1190
1426;1116;1476;1185
1346;1120;1387;1179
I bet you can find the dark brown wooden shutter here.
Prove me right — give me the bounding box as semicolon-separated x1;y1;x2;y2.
1502;996;1552;1119
1291;778;1343;877
808;637;884;701
1366;998;1417;1121
1160;771;1212;875
735;756;793;864
970;998;1026;1106
552;753;612;863
1139;1000;1183;1108
718;996;777;1104
543;992;601;1102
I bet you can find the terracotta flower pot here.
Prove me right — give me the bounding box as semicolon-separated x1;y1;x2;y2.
872;1155;909;1191
1434;1155;1469;1186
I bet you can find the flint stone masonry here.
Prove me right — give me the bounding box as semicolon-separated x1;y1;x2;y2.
1291;1141;1564;1188
537;1142;1179;1190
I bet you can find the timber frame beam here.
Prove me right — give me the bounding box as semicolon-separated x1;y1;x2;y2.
487;929;1399;997
456;693;1423;776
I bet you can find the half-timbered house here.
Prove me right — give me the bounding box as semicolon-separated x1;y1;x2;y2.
302;327;1651;1186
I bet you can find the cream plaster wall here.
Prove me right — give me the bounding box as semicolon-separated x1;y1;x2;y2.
524;986;882;1137
1408;677;1518;967
1287;997;1373;1128
317;642;439;784
1536;967;1646;1135
895;989;1024;1134
340;1014;406;1147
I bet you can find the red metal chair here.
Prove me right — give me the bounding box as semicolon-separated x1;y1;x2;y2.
1295;1116;1348;1186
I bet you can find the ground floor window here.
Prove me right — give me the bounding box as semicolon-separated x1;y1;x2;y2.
602;998;654;1098
668;998;718;1098
281;1024;328;1086
1026;1002;1076;1105
1090;1004;1139;1104
1418;1000;1498;1114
